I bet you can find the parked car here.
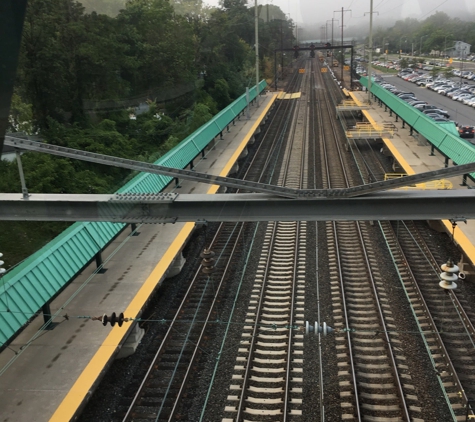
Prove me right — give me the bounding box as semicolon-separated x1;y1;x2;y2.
458;125;475;138
454;93;473;102
408;101;427;107
416;78;433;86
417;105;446;113
424;110;449;122
422;109;450;118
462;96;475;105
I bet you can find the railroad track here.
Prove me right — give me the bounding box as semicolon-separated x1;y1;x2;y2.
379;219;475;420
221;58;311;421
82;53;475;422
315;57;416;421
120;222;245;421
119;59;307;422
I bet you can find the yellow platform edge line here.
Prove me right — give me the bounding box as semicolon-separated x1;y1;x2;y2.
348;91;380;129
207;93;277;194
381;137;416;176
48;221;195;422
49;93;277;422
351;91;475;264
382;136;475;265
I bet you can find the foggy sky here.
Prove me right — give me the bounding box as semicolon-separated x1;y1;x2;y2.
205;0;475;27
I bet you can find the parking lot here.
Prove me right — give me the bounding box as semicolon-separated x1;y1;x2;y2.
359;63;475;140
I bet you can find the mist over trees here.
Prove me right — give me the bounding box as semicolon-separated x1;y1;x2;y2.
366;12;475;56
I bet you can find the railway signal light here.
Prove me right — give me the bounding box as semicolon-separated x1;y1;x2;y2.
310;44;315;58
293;45;300;59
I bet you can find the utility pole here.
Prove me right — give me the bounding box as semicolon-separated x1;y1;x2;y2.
332;18;338;47
255;0;259;106
365;0;375;104
335;7;351;87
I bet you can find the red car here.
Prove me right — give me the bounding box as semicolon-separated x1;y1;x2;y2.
458;126;475;138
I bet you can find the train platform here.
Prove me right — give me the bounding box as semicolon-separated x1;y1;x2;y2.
0;92;277;422
351;91;475;273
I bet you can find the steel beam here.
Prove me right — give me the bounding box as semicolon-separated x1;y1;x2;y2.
0;191;474;223
6;136;475;199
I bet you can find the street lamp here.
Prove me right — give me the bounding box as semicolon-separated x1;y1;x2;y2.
326;20;332;44
420;35;427;57
367;0;374;105
399;37;407;58
444;34;452;64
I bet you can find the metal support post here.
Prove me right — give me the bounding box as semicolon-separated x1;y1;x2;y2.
15;150;29;199
410;126;414;135
462;174;467;186
190;159;194;170
201;149;206;158
246;87;250;120
95;251;103;268
350;46;354;90
402;121;405;128
41;302;54;330
395;115;398;122
175;177;181;188
389;109;392;117
445;156;449;168
220;132;223;139
430;145;435;156
255;0;259;107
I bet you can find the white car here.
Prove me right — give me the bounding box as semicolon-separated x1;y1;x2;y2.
462;96;475;105
454;93;473;101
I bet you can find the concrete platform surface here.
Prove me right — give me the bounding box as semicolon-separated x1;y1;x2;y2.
353;91;475;269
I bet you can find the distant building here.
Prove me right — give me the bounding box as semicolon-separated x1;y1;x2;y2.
446;41;471;58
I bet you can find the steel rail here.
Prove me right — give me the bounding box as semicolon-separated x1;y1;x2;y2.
313;56;326;422
318;69;362;419
401;221;474;410
121;224;240;421
379;220;463;420
234;58;304;421
167;223;245;421
323;70;411;420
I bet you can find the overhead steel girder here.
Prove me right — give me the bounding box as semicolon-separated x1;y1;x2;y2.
6;136;475;198
0;191;474;223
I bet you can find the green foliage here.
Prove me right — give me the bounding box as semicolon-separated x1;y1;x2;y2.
399;58;409;69
8;94;35;135
365;12;475;58
4;0;290;267
210;79;232;110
